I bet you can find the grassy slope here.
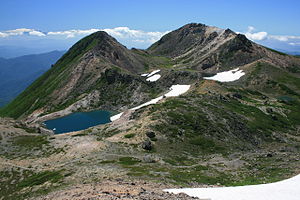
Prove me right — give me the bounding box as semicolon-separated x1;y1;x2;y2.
93;83;299;186
94;61;300;186
0;33;101;119
0;33;174;119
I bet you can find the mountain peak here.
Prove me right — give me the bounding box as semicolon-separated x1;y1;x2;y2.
147;23;229;57
180;23;206;29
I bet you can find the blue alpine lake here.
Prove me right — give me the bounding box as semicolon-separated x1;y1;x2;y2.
44;110;112;134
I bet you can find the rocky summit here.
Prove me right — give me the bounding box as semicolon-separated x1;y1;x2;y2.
0;23;300;199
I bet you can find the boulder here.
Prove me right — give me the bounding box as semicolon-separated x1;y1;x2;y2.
146;131;156;138
141;140;152;150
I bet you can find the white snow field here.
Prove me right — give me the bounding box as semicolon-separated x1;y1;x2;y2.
164;174;300;200
204;68;245;82
109;112;124;121
131;96;163;111
131;84;191;110
146;74;161;82
140;69;161;77
164;85;190;97
110;84;191;121
146;69;160;77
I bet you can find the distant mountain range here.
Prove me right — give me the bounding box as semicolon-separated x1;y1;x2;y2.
275;49;300;56
0;50;65;107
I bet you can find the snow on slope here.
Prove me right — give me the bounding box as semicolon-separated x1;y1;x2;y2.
110;112;124;121
146;74;161;82
164;174;300;200
204;68;245;82
147;69;160;77
110;84;191;121
141;69;161;82
131;96;163;111
141;69;161;77
164;85;190;97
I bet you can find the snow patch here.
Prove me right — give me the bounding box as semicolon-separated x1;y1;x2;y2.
204;68;245;82
111;84;191;121
146;74;161;82
165;85;191;97
110;112;124;121
131;84;190;110
147;69;160;77
131;96;163;111
164;174;300;200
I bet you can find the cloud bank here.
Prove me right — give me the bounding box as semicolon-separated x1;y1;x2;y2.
243;26;268;41
1;26;299;53
0;27;169;49
240;26;300;47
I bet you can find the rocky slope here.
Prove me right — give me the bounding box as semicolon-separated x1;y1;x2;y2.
0;32;174;120
148;23;300;73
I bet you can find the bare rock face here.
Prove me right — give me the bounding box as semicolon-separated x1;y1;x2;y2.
141;140;152;151
39;127;54;135
146;131;156;138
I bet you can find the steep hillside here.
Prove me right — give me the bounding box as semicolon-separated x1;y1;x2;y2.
148;23;300;73
0;31;174;119
2;23;299;123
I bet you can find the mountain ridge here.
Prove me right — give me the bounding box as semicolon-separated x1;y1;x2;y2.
1;23;299;121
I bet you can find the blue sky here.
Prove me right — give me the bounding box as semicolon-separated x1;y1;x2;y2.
1;0;300;56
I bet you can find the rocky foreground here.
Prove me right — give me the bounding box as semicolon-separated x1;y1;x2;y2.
37;179;201;200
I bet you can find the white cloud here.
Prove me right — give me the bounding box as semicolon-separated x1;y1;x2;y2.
0;32;8;37
245;31;268;41
48;29;100;38
46;27;169;47
0;27;168;47
0;28;46;37
0;27;169;49
45;27;168;43
102;27;169;44
242;26;268;41
269;35;300;42
29;30;46;37
240;26;300;51
247;26;255;33
289;42;300;46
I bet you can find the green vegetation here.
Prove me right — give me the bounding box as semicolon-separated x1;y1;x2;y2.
264;47;288;56
0;169;66;200
71;132;88;137
17;170;64;188
12;135;49;149
189;136;226;153
168;168;230;185
0;135;64;159
124;133;136;138
99;160;116;164
118;157;141;165
0;33;99;118
224;99;291;135
14;124;37;133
